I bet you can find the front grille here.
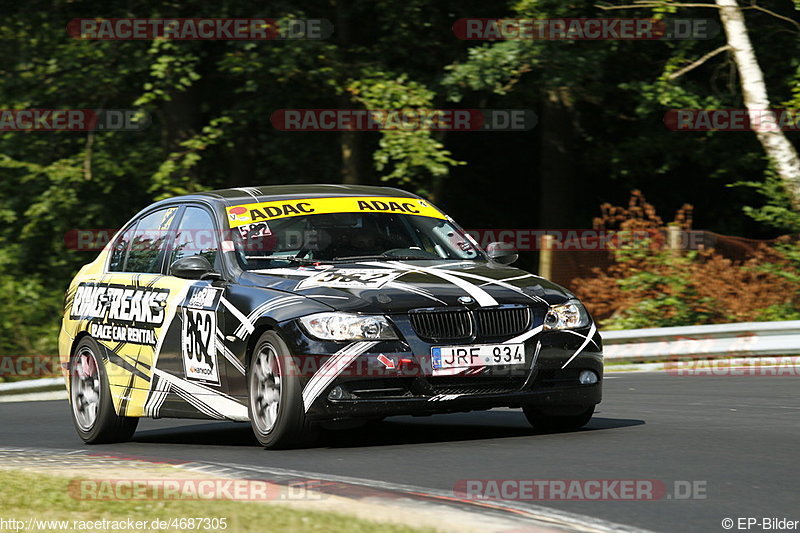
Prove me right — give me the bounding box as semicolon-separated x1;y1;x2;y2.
475;306;531;337
409;308;473;341
409;306;532;341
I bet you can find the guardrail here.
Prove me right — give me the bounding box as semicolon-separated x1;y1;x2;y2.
602;320;800;361
0;377;64;394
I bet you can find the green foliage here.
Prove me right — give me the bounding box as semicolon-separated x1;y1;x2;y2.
756;302;800;321
134;40;202;107
443;42;537;101
736;170;800;232
0;0;492;356
757;237;800;286
0;275;62;356
149;115;234;200
0;0;799;357
348;72;464;188
602;244;717;330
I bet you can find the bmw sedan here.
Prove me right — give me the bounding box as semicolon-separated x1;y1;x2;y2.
60;184;602;448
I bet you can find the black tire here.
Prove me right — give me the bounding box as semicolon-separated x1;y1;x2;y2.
69;337;138;444
247;330;317;449
523;405;595;432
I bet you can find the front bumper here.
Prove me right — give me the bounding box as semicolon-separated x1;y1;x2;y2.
279;320;603;421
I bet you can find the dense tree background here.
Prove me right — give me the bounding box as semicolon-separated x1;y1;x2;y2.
0;0;798;354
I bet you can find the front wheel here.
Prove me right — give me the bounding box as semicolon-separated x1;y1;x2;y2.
247;330;317;449
69;337;138;444
523;405;595;432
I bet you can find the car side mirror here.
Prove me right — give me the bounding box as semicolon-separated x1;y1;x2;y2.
486;242;518;265
169;255;222;280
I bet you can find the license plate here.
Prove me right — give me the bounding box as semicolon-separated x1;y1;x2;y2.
431;343;525;369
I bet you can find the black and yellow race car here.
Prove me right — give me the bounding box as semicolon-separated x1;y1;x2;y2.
60;184;602;448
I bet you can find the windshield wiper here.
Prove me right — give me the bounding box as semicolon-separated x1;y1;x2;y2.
330;254;438;262
244;255;319;265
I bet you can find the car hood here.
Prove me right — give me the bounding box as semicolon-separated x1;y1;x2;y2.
239;260;574;314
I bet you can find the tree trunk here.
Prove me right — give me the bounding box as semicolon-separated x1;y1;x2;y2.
336;0;362;185
716;0;800;209
538;87;575;228
340;129;363;184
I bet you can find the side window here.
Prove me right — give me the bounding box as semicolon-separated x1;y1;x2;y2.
124;208;177;273
108;226;135;272
170;207;220;270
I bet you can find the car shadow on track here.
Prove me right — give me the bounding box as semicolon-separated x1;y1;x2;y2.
132;411;644;448
319;412;644;448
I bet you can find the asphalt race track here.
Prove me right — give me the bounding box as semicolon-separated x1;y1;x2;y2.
1;372;797;532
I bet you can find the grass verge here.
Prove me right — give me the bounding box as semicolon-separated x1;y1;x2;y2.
0;469;434;533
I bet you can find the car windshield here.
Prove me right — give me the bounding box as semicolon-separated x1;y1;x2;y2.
233;211;483;270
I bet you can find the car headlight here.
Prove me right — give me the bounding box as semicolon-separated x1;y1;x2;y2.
298;312;399;341
544;300;590;330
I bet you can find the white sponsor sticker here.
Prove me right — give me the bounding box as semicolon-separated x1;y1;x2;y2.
296;268;402;289
70;283;169;325
237;221;271;239
182;308;220;384
186;285;222;310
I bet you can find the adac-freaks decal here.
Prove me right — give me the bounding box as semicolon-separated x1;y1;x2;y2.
295;268;403;290
226;196;446;228
70;282;169;346
181;284;224;385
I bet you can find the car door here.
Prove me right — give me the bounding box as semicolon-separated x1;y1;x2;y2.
159;205;232;400
76;206;180;417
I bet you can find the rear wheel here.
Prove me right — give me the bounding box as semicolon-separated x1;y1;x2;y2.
69;337;138;444
248;330;317;449
523;405;595;432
